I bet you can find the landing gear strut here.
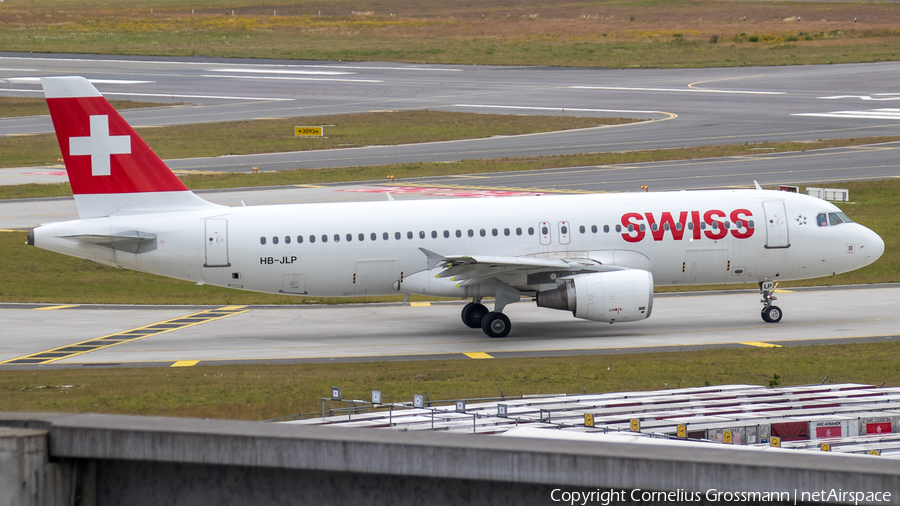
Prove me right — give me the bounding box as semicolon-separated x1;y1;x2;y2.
760;281;783;323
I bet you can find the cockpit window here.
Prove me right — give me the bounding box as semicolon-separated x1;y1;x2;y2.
817;213;828;227
820;212;854;226
836;212;853;224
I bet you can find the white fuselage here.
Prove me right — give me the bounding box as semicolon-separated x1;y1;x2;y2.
34;189;881;299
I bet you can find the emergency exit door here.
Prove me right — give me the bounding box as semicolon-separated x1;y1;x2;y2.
204;219;230;267
762;201;790;249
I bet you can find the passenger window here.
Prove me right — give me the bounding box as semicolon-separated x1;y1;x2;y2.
418;231;425;239
273;236;279;244
346;233;352;242
359;233;365;241
516;227;522;236
651;224;658;232
688;222;694;230
444;230;450;238
480;229;486;237
639;224;645;232
297;235;303;244
407;231;413;239
468;229;474;237
370;233;376;241
628;224;634;232
724;221;730;229
541;226;549;235
712;222;719;230
579;225;585;233
383;232;389;240
615;225;622;233
664;223;670;231
700;222;707;230
561;225;568;234
395;232;401;240
260;237;266;245
492;228;498;237
309;235;316;243
322;235;328;243
602;225;608;233
456;230;462;238
285;236;291;244
528;227;535;235
333;234;340;242
504;228;510;236
735;221;742;229
431;231;437;239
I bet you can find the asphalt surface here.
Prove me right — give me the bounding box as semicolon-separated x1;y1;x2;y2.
2;53;900;172
1;285;897;369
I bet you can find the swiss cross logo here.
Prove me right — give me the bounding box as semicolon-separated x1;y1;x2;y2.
69;115;131;176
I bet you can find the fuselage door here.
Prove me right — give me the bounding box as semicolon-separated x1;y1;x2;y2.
204;219;230;267
762;201;790;249
539;222;551;245
558;221;571;245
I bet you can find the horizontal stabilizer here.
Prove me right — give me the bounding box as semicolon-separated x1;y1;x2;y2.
62;230;157;254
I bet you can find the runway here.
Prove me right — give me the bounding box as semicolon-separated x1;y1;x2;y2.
1;285;897;369
2;53;900;172
2;141;899;230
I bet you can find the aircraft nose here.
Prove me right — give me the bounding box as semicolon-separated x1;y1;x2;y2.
865;229;885;266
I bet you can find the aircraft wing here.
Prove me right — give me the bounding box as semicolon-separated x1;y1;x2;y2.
419;248;623;286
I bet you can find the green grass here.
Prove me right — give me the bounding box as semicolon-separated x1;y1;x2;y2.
1;178;897;305
0;110;631;170
0;97;177;119
4;136;900;200
0;342;897;420
2;1;900;68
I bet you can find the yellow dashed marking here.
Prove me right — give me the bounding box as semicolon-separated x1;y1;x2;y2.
740;342;784;348
171;360;200;367
33;305;79;311
464;352;494;359
774;289;795;293
409;302;431;307
0;229;24;233
0;306;248;365
295;184;326;188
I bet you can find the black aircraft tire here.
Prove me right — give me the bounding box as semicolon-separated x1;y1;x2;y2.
462;303;489;329
482;312;511;338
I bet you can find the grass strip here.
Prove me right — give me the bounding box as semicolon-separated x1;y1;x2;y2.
0;97;179;118
4;136;900;200
0;110;631;169
2;1;900;68
0;179;897;304
0;341;897;420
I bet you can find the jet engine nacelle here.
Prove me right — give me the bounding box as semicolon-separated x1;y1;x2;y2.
536;270;654;323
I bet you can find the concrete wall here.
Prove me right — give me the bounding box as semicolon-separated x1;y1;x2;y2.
1;412;898;505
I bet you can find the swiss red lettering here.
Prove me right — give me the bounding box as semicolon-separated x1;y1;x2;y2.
730;209;754;239
646;211;688;241
703;210;728;240
620;212;645;243
691;211;702;240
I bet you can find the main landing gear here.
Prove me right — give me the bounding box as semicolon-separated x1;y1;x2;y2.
461;297;513;338
760;281;783;323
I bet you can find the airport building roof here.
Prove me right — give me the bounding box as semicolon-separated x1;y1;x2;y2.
282;383;900;458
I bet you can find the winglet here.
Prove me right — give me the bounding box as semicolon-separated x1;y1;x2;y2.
419;247;446;270
753;180;763;190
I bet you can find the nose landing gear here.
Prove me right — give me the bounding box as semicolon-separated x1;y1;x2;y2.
760;281;783;323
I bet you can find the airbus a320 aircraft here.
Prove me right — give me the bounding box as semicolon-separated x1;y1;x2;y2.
29;77;885;337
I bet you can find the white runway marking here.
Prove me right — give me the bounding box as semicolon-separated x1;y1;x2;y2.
818;94;900;101
200;74;382;83
571;86;785;95
5;77;154;85
0;56;461;71
0;88;294;101
209;68;354;76
452;104;660;114
793;109;900;120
